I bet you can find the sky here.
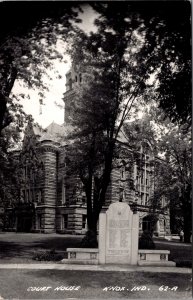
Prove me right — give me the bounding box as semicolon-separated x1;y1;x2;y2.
12;5;97;129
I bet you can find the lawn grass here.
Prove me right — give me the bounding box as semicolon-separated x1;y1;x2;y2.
0;233;191;266
0;233;82;263
154;240;192;268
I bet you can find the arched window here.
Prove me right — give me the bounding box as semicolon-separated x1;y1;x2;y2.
68;78;72;90
121;165;126;180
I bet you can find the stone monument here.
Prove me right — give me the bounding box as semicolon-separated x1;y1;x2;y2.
99;202;139;265
63;202;175;266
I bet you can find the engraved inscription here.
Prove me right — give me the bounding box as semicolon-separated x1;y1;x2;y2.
120;230;129;248
105;203;133;260
109;229;117;248
109;219;129;228
108;249;129;255
107;223;130;255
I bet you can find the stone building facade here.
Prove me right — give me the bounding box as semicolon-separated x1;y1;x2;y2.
4;66;170;236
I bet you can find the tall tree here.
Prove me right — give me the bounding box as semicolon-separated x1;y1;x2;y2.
157;124;191;243
66;2;191;243
66;4;158;241
0;107;31;213
136;105;192;242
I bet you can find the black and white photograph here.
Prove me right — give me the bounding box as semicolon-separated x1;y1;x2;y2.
0;1;191;299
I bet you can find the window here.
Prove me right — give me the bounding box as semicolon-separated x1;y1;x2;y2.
37;215;42;229
62;179;66;204
82;195;86;204
79;73;82;83
22;189;30;203
37;189;42;203
68;78;72;90
161;196;165;207
23;166;28;180
26;190;29;202
121;166;126;180
119;187;126;202
21;190;25;202
141;193;144;205
141;171;145;185
62;214;68;229
146;170;150;186
82;215;87;229
75;75;78;82
145;194;149;205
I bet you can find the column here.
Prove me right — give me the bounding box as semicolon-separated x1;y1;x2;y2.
98;212;106;264
130;212;139;265
40;141;58;232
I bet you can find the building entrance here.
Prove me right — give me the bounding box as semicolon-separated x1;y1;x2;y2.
15;203;34;232
142;215;157;233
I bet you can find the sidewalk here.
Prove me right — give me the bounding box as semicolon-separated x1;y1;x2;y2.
0;263;191;273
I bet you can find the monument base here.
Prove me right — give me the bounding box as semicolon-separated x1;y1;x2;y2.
138;249;176;266
61;258;98;265
61;248;176;267
138;261;176;267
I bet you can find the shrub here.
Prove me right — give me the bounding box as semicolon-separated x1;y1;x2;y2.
32;248;64;261
79;230;98;248
139;230;155;249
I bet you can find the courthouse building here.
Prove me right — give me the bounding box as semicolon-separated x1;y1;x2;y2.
4;67;170;236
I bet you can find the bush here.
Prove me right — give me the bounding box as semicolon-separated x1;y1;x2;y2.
175;260;192;268
139;230;155;249
79;230;98;248
32;248;64;262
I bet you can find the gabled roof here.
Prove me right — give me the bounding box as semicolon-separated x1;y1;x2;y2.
38;121;73;144
46;121;66;135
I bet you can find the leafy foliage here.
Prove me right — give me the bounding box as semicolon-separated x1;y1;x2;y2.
140;104;192;241
0;119;44;216
139;230;155;250
0;2;81;132
66;4;162;237
32;248;64;262
65;2;190;239
0;102;32;209
158;125;191;242
79;230;98;248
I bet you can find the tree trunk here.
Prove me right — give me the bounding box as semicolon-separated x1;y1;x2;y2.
0;66;17;134
182;188;191;243
183;210;191;243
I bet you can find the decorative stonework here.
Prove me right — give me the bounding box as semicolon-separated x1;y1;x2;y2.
90;253;97;259
140;253;146;260
70;252;76;259
160;254;166;260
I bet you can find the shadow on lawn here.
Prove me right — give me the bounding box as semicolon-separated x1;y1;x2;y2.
0;236;82;261
155;241;192;268
0;235;191;267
